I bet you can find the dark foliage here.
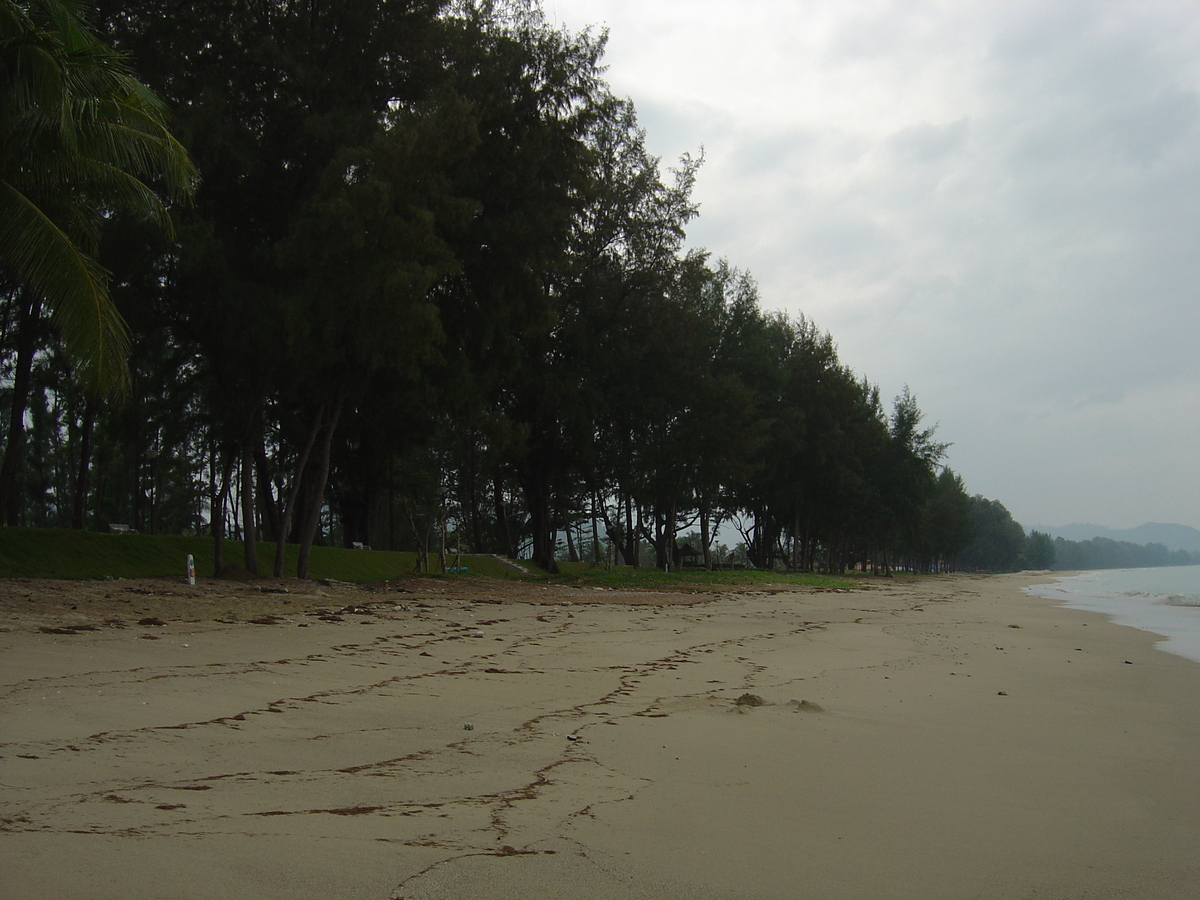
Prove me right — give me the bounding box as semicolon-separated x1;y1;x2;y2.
2;0;1069;578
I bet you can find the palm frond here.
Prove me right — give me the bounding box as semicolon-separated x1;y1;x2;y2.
0;178;129;394
0;0;195;395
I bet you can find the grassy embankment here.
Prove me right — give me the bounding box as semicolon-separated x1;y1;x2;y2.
0;528;510;581
551;561;865;590
0;527;865;589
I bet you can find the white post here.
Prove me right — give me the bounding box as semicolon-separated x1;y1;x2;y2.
186;554;196;586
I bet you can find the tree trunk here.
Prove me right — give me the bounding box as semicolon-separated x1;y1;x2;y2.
624;494;638;567
596;493;624;564
387;459;396;551
297;395;343;579
666;502;678;571
437;483;447;574
240;440;258;575
0;292;40;525
71;398;96;530
591;492;602;564
404;495;429;573
274;403;324;577
565;509;578;563
492;476;514;557
255;439;279;542
519;465;559;574
467;472;483;554
649;509;665;569
211;450;235;576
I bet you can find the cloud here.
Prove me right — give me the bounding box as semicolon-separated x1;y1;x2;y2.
549;0;1200;528
1102;87;1200;165
888;118;971;164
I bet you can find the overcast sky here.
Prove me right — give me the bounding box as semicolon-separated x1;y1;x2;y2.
546;0;1200;531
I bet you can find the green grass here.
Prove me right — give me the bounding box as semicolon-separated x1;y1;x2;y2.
0;526;878;590
0;527;528;582
549;560;867;590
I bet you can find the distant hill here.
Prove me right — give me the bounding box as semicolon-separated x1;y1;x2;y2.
1036;522;1200;554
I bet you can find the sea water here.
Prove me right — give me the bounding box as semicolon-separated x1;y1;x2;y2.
1025;565;1200;664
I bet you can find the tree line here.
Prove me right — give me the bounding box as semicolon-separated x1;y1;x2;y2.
955;496;1199;572
3;0;1032;578
1050;536;1197;570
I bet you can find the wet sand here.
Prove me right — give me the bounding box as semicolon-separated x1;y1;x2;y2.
3;572;1200;899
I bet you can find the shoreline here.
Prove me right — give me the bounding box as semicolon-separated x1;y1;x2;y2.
1026;564;1200;665
3;572;1200;899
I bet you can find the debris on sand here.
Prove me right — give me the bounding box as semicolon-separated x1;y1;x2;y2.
787;699;825;713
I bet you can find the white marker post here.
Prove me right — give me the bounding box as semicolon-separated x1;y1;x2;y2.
186;554;196;586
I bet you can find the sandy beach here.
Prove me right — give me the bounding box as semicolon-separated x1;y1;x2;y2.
3;571;1200;899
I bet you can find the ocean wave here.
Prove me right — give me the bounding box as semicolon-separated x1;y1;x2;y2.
1162;593;1200;608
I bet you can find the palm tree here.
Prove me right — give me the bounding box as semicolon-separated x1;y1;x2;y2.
1;0;196;394
1;0;196;524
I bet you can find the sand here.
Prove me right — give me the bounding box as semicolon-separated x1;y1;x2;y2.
3;571;1200;899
